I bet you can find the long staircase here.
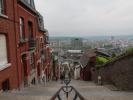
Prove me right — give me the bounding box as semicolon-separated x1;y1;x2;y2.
1;80;133;100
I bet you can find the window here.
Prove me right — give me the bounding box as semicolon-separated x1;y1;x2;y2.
27;0;35;8
29;52;35;69
19;17;25;41
27;0;31;4
29;53;34;64
40;37;44;44
28;21;33;38
0;34;8;69
0;0;4;14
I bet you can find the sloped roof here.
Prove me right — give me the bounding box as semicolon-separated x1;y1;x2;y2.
67;50;82;53
95;50;111;57
80;50;96;68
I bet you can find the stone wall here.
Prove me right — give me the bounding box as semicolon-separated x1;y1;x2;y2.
92;54;133;90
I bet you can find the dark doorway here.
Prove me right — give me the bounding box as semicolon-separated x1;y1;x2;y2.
31;78;36;85
22;54;28;86
2;79;10;91
37;64;41;77
83;67;92;81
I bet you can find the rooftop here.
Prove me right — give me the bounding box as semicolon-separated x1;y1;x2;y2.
67;50;83;53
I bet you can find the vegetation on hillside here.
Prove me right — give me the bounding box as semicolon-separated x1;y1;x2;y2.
95;48;133;69
96;56;109;68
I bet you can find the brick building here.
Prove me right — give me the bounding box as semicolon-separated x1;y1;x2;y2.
0;0;20;91
44;35;52;81
80;50;96;81
0;0;50;90
16;0;39;88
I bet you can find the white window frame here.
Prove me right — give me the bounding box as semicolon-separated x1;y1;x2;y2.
0;34;11;71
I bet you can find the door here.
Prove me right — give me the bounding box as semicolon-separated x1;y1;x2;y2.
37;63;41;77
2;79;10;91
22;54;28;86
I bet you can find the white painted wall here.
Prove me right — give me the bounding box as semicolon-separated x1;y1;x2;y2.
74;65;80;80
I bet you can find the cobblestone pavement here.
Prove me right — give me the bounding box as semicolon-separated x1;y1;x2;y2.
0;80;133;100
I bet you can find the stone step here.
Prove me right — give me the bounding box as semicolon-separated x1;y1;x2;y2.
105;85;120;91
0;95;51;100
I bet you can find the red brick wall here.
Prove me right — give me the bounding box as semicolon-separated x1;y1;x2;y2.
16;4;38;86
92;55;133;90
0;0;19;90
36;30;45;78
0;0;48;90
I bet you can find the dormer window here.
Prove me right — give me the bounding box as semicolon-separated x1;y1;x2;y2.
0;0;4;14
37;13;45;31
27;0;31;4
18;0;36;13
27;0;35;8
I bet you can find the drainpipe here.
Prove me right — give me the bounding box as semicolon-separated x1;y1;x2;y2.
13;0;20;90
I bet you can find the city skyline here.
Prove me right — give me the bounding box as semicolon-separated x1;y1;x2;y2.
35;0;133;37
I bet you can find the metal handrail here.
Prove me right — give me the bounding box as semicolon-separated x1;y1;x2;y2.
50;86;63;100
72;86;85;100
50;86;86;100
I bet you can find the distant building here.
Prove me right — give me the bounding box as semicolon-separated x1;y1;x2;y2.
66;50;83;62
110;36;115;41
71;38;83;49
80;50;96;81
74;65;81;80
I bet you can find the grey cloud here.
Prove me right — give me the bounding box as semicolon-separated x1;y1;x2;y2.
34;0;133;36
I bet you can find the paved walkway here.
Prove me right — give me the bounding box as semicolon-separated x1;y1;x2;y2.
0;80;133;100
71;80;133;100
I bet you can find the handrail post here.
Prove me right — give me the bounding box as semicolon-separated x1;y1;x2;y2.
57;94;61;100
73;94;78;100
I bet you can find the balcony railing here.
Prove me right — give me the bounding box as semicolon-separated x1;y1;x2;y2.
29;38;36;50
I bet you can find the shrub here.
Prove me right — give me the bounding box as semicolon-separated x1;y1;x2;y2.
96;56;109;65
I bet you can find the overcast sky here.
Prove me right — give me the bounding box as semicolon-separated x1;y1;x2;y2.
34;0;133;37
